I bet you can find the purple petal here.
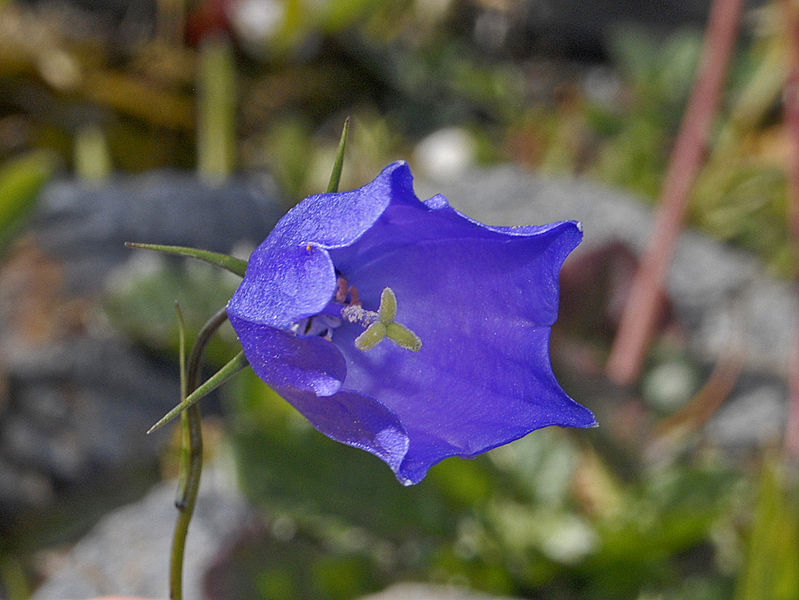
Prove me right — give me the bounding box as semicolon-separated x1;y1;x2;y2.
230;319;346;396
229;318;410;473
228;161;594;484
228;162;416;329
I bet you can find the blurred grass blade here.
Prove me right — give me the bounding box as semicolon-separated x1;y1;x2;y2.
0;151;57;248
734;458;799;600
197;35;236;183
0;555;29;600
326;116;350;193
125;242;248;277
74;124;112;182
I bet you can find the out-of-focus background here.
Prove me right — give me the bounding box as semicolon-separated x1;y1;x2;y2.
2;0;799;599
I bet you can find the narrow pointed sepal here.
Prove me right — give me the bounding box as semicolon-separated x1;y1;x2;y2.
125;242;247;277
148;351;249;433
326;117;350;194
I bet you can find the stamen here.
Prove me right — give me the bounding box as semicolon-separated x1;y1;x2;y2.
335;276;348;303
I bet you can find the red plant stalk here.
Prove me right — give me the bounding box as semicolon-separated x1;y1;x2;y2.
783;0;799;459
606;0;744;386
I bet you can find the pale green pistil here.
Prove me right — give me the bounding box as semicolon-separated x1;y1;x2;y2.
344;287;422;353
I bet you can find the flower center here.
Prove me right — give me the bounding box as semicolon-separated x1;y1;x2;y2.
292;276;422;353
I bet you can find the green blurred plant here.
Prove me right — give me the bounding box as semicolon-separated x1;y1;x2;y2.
0;151;56;249
734;457;799;600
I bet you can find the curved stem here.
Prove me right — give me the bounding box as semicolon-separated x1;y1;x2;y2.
169;306;228;600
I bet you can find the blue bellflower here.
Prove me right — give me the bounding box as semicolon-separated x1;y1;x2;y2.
227;162;595;485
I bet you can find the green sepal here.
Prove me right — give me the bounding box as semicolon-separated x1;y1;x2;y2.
125;242;248;277
326;117;350;193
148;350;249;433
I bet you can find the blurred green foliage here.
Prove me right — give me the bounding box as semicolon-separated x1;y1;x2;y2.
0;151;56;248
3;0;799;598
102;249;773;600
2;0;793;275
734;460;799;600
217;366;749;600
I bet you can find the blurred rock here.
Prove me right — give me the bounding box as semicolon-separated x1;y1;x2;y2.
31;459;252;600
33;171;284;291
413;128;477;182
705;383;786;448
358;583;522;600
0;171;284;538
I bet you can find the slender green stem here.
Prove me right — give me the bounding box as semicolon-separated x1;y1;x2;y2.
0;555;30;600
125;242;247;277
326;116;350;193
175;303;190;507
168;306;228;600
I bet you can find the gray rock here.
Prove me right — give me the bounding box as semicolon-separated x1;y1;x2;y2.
31;461;252;600
0;171;284;528
357;583;522;600
705;384;787;448
33;170;284;291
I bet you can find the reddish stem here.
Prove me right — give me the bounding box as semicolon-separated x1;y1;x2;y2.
783;0;799;459
606;0;744;386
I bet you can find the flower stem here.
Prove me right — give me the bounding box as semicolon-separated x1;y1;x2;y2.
168;306;227;600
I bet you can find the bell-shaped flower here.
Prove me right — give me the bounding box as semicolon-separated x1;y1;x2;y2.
227;161;595;485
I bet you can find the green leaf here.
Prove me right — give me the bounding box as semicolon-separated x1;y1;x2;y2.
74;125;112;182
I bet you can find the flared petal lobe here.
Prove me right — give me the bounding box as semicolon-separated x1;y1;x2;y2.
227;161;595;484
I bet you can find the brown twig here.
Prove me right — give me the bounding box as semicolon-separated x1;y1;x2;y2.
606;0;744;386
